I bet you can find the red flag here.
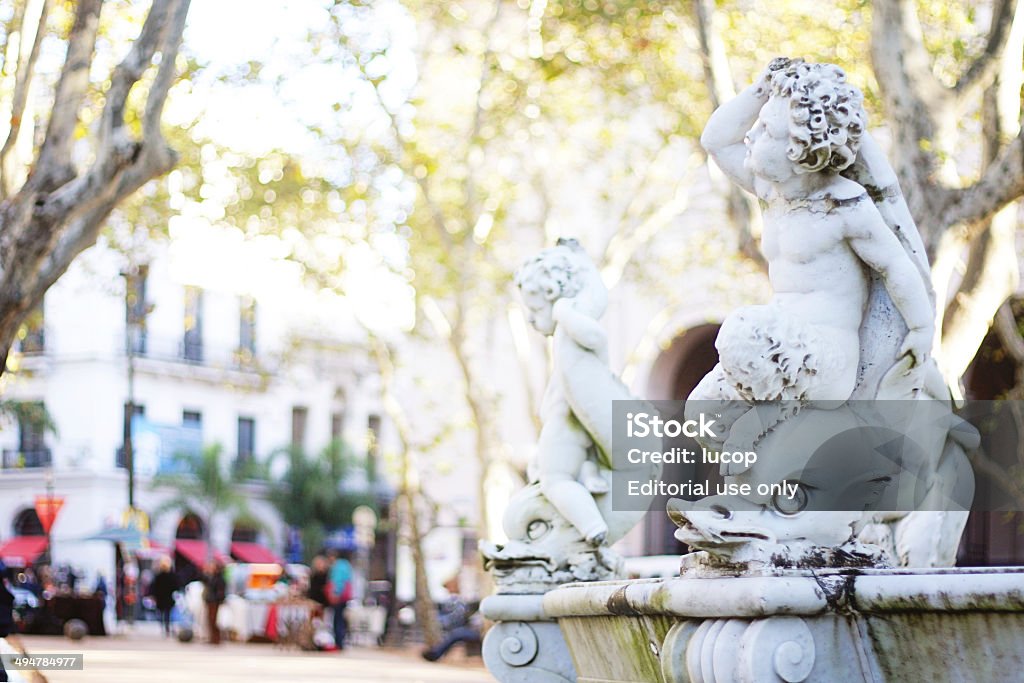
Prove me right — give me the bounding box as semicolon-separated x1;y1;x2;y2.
34;495;65;534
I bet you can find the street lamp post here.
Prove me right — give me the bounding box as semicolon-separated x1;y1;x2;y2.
44;467;54;565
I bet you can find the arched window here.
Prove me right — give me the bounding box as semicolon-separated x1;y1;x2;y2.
643;324;721;557
13;508;44;537
231;523;258;543
175;512;204;540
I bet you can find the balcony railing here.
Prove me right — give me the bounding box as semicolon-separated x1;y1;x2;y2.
2;448;52;469
116;333;264;373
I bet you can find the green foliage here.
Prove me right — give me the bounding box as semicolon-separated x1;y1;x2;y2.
0;399;56;436
152;443;251;533
268;440;377;562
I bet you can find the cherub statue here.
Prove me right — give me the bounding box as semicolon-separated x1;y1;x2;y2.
689;58;936;471
672;58;976;570
515;238;615;545
480;239;660;589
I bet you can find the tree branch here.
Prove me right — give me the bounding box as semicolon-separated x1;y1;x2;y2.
462;0;502;230
870;0;952;219
0;0;52;198
29;0;190;304
939;209;1019;381
692;0;766;271
953;0;1017;101
943;130;1024;228
97;0;176;151
33;0;102;190
995;301;1024;368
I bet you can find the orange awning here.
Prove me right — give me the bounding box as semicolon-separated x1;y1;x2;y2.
0;536;47;567
230;541;283;565
175;539;228;567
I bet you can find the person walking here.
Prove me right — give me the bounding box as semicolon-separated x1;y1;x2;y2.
0;560;13;682
326;550;353;651
307;556;330;617
149;557;179;637
202;559;226;645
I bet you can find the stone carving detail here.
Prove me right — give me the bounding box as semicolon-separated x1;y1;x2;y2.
481;238;659;591
482;620;576;683
661;616;816;683
672;58;975;570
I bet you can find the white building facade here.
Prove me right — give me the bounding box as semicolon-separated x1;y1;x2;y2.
0;234;392;588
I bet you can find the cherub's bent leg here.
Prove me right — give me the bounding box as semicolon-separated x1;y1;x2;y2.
579;459;608;494
540;471;609;545
536;419;608;543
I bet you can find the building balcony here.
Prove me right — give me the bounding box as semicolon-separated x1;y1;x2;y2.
2;448;53;469
115;333;273;388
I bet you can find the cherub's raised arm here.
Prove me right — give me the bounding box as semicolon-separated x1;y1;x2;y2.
700;58;791;194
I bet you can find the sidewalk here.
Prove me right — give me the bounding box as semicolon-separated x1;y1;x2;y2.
14;625;494;683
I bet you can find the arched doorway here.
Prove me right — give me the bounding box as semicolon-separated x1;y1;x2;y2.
958;311;1024;566
642;323;721;556
13;508;44;537
175;512;204;540
231;523;258;543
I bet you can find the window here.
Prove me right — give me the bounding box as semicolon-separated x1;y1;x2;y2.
3;402;51;469
239;296;257;359
19;307;45;354
237;417;255;465
367;414;382;482
231;524;258;543
330;411;345;442
291;407;308;450
18;402;45;452
182;410;202;427
182;286;204;362
125;265;149;355
13;508;44;537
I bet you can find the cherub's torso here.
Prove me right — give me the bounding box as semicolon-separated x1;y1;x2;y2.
758;175;870;332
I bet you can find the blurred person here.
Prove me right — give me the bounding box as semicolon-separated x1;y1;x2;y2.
122;560;139;624
421;576;482;663
326;550;353;651
307;556;330;616
0;559;13;682
149;558;179;637
202;560;226;645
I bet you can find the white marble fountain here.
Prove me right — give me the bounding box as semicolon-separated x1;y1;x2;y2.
481;59;1024;683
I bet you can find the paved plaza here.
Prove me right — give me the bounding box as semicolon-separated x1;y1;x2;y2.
12;627;492;683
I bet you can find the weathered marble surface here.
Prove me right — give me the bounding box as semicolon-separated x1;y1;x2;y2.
676;58;973;570
480;594;577;683
481;240;660;682
481;239;660;593
544;568;1024;683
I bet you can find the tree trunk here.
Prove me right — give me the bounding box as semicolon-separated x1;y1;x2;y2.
0;0;191;374
402;489;442;647
870;0;1024;386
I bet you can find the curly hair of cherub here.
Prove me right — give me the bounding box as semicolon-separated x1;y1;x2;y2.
769;61;866;174
514;238;585;301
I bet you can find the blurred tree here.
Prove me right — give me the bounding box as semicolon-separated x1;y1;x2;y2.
685;0;1024;391
268;440;377;565
153;443;250;562
869;0;1024;390
144;0;1024;577
0;0;191;373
